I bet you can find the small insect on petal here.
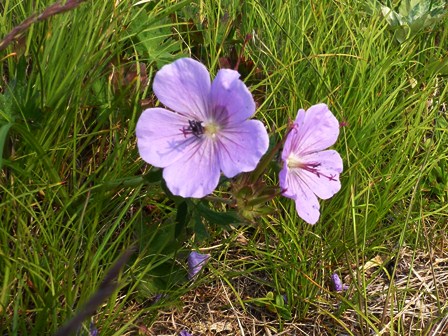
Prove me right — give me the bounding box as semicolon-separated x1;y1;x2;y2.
181;120;204;138
135;58;269;198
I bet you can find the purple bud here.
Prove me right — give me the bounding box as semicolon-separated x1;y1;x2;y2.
179;330;192;336
152;293;165;304
188;251;210;279
331;273;348;292
89;321;99;336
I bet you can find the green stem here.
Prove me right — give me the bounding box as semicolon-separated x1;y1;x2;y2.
249;124;294;184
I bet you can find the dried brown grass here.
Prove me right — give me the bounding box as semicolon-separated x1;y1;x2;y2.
131;235;448;336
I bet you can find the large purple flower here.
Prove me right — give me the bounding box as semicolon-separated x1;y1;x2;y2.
136;58;269;198
279;104;343;224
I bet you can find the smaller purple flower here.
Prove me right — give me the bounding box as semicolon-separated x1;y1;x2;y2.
279;103;343;224
136;58;269;198
89;321;99;336
151;293;166;304
179;330;192;336
331;273;349;292
188;251;210;279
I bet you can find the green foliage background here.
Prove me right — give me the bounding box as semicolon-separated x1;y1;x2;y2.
0;0;447;334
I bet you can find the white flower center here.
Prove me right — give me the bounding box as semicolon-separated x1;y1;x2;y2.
286;154;303;169
286;153;337;181
204;121;221;139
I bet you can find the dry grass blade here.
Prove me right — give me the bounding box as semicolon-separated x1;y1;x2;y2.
54;246;135;336
0;0;89;51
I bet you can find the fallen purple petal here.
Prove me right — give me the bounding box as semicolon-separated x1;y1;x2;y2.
136;58;269;198
179;330;192;336
188;251;210;279
279;103;343;224
331;273;349;292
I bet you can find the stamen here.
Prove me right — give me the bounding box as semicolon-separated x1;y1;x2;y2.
288;155;337;182
301;162;337;181
181;120;204;138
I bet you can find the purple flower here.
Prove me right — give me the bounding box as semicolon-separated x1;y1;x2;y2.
152;293;165;304
136;58;269;198
279;103;343;224
188;251;210;279
89;321;99;336
331;273;349;292
179;331;192;336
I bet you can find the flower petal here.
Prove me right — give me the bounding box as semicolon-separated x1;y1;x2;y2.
136;108;196;167
217;120;269;177
179;331;192;336
298;150;343;199
188;251;210;279
292;103;340;154
162;138;220;198
280;166;321;225
153;58;211;120
210;69;256;123
331;273;347;292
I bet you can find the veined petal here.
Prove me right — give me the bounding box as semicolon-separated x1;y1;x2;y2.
292;104;340;154
210;69;255;124
179;331;192;336
163;138;220;198
279;166;293;198
153;58;211;120
281;126;299;161
136;108;197;167
298;150;343;200
295;192;320;225
280;166;321;224
217;120;269;177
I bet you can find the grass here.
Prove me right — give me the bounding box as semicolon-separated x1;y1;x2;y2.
1;0;448;335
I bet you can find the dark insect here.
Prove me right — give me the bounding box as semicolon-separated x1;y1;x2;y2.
181;120;204;138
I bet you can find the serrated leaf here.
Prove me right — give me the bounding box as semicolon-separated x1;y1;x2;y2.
143;168;163;183
197;203;242;227
191;211;210;241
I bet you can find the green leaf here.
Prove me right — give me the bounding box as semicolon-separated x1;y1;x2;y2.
381;5;405;27
191;211;210;241
0;122;13;171
143;168;163;184
127;7;183;67
379;0;447;43
399;0;445;19
174;201;189;238
197;203;242;228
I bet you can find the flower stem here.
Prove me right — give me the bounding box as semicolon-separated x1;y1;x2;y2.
249;123;295;184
